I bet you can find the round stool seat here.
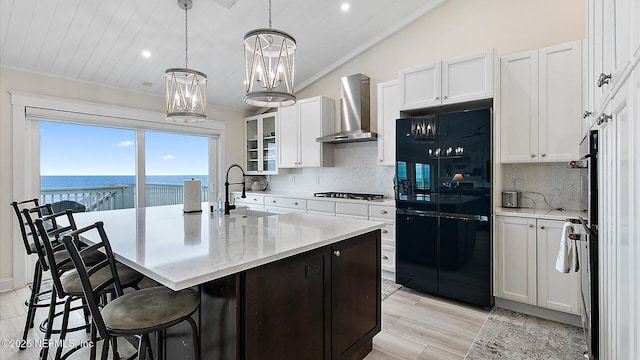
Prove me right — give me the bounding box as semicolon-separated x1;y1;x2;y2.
54;248;105;271
102;287;199;332
60;263;143;295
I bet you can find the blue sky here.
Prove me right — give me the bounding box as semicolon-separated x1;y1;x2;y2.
40;122;208;176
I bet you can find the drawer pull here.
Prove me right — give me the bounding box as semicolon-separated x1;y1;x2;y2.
529;224;534;228
540;226;545;230
272;200;276;203
382;255;389;260
254;198;258;201
294;202;299;205
380;210;388;214
382;229;388;234
334;250;341;257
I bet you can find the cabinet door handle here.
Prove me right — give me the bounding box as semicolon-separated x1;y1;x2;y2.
597;73;611;87
435;96;440;100
597;113;612;125
444;95;448;99
540;226;545;229
380;210;388;214
529;224;534;228
254;198;258;201
382;229;388;234
541;153;546;157
583;111;592;119
531;154;536;158
334;250;341;257
272;200;276;203
382;255;389;260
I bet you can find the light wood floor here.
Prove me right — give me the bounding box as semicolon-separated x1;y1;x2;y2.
365;288;489;360
1;284;488;360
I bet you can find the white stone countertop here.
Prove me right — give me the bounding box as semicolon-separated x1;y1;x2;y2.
232;190;396;206
72;204;385;291
495;207;586;221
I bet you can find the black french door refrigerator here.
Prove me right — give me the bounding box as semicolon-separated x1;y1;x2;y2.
395;108;493;307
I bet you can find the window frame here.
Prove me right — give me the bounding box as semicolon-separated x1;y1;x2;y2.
10;91;226;287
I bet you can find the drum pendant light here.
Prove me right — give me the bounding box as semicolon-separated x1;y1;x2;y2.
243;0;296;107
165;0;208;123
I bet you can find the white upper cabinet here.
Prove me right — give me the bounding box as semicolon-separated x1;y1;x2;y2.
377;80;398;166
245;113;278;175
277;96;334;168
538;42;583;162
500;41;582;163
441;50;494;104
398;50;494;111
589;0;634;113
398;62;441;110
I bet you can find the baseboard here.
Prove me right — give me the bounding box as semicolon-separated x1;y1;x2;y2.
0;278;13;293
382;270;395;281
495;297;582;327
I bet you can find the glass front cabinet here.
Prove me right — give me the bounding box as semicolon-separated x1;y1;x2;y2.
245;113;278;175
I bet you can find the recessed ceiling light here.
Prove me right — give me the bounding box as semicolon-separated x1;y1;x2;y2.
341;3;350;12
142;50;151;58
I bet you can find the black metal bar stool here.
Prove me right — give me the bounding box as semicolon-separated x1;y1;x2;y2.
32;210;144;360
62;221;200;360
10;199;64;349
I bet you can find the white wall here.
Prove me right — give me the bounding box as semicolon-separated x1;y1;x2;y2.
0;66;245;287
266;0;586;195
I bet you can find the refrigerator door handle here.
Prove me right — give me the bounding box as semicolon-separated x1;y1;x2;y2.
438;212;489;222
397;209;439;217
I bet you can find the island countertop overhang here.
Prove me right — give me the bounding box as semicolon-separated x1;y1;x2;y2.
71;204;385;290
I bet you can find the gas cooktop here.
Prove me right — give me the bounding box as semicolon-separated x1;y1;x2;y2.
313;192;384;201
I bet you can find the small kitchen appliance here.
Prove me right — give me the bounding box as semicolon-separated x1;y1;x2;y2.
501;191;521;208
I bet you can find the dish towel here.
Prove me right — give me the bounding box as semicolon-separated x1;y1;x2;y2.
555;221;579;273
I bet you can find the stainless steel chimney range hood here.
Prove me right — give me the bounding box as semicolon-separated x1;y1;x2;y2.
316;74;377;144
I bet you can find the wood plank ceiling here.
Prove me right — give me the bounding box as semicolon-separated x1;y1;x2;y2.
1;0;443;112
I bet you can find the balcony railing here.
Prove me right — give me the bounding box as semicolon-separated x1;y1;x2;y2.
40;184;209;212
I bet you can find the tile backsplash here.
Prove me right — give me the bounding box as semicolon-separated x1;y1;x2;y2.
502;163;582;211
267;142;396;197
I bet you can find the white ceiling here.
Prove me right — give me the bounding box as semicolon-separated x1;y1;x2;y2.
0;0;442;113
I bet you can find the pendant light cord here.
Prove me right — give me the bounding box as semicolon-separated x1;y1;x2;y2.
268;0;272;28
184;3;189;68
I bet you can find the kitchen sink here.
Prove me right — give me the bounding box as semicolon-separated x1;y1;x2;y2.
229;207;276;217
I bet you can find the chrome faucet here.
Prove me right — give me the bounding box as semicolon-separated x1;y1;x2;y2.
224;163;246;215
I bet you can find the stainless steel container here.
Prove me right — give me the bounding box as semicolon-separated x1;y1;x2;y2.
502;191;521;208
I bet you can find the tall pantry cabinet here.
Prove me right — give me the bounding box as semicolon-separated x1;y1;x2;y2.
585;0;639;358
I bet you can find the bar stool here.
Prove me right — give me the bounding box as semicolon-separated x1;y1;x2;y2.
62;221;200;360
32;210;144;360
10;199;58;349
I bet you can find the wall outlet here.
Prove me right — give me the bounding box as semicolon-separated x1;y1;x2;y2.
514;179;524;190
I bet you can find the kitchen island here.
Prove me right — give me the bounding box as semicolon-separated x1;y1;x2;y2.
72;204;384;360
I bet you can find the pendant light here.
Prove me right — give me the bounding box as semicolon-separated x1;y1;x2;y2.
165;0;208;123
243;0;296;107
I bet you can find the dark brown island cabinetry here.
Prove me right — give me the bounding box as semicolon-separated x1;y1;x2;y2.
243;230;381;360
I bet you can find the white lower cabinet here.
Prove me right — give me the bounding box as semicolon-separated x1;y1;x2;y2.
264;196;306;214
496;215;580;314
233;193;265;211
369;205;395;273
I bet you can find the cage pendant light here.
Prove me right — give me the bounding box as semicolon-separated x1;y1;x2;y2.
243;0;296;107
165;0;208;123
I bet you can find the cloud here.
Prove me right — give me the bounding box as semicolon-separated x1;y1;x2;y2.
115;140;134;147
162;154;176;160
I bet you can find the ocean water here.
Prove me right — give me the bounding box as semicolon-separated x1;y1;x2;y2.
41;175;208;189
